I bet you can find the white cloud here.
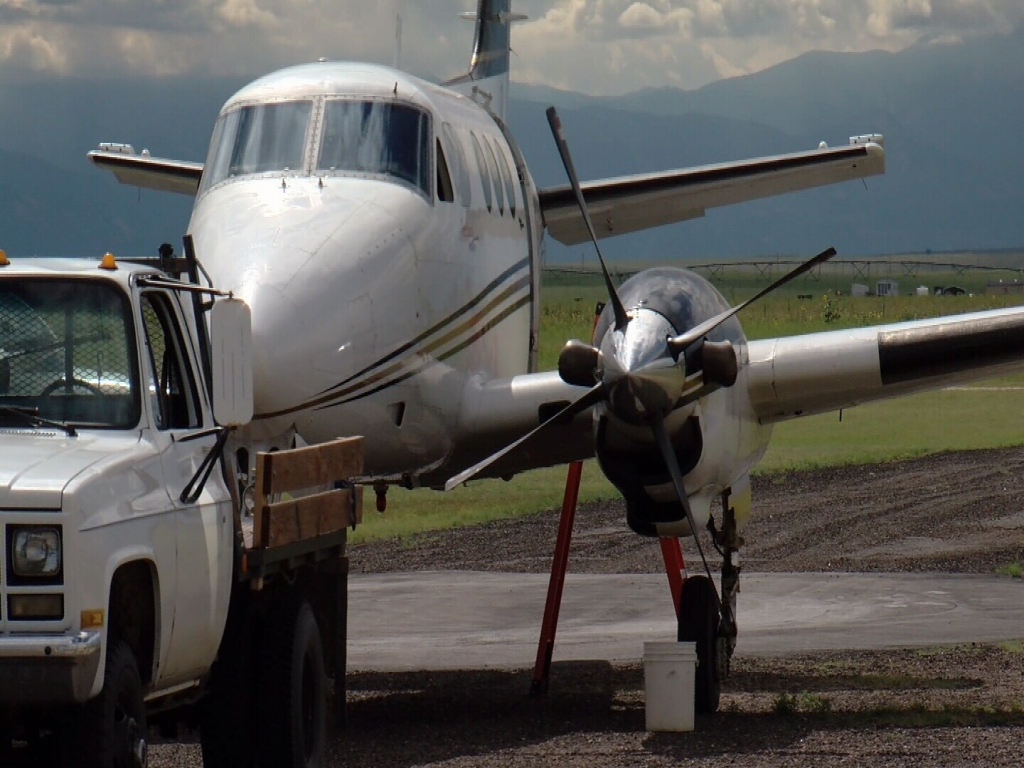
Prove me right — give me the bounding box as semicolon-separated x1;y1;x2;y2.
0;24;68;72
619;2;663;29
0;0;1021;92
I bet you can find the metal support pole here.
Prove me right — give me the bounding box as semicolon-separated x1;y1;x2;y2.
658;537;686;617
530;459;584;696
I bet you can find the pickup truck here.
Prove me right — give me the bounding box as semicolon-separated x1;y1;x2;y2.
0;250;361;768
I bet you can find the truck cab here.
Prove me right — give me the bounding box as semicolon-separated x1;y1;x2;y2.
0;254;242;764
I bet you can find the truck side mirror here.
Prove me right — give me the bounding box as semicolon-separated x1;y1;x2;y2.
209;298;253;427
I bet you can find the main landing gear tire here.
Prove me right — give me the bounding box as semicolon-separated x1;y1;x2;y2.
677;575;721;715
62;640;147;768
258;599;327;768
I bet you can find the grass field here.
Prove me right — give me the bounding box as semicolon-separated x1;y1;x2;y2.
350;263;1024;543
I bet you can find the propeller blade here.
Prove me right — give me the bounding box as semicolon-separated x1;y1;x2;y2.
558;339;603;387
667;246;836;358
445;383;605;491
650;412;717;585
546;106;630;331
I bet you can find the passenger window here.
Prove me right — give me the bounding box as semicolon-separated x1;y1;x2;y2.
496;145;517;219
140;293;201;431
469;132;492;213
441;123;471;208
483;137;504;215
436;140;454;203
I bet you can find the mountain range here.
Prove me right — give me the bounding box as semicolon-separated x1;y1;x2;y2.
1;28;1022;261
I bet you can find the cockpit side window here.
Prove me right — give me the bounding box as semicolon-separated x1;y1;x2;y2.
483;136;505;216
317;100;431;195
436;140;454;203
441;123;471;208
496;144;517;219
200;101;312;193
469;132;492;213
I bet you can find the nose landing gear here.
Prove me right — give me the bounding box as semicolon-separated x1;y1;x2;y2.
676;486;743;715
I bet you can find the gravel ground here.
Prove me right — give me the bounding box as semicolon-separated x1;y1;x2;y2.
151;447;1024;767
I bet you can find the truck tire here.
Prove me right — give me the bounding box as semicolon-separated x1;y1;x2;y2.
0;717;12;762
258;599;326;768
62;640;147;768
199;611;257;768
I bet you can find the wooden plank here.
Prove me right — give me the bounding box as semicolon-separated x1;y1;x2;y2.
261;437;364;497
265;486;364;548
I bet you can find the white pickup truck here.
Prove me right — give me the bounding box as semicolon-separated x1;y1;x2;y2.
0;250;360;768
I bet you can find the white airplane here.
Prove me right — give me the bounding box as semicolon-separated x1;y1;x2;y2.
88;0;1024;715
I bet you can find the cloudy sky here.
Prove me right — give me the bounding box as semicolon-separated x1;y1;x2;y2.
0;0;1021;94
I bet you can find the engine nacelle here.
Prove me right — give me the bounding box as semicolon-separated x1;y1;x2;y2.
590;267;748;537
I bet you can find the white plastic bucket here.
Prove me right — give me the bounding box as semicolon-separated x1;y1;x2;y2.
643;641;697;732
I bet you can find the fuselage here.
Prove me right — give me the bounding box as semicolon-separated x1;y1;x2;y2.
189;62;542;479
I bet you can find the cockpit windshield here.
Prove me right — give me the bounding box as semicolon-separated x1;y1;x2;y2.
200;101;312;192
317;100;430;195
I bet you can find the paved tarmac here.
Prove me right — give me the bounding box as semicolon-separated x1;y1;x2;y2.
348;571;1024;671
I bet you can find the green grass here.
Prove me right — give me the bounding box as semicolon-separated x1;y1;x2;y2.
759;387;1024;472
799;692;832;714
352;266;1024;543
772;692;799;715
996;562;1024;579
350;464;615;544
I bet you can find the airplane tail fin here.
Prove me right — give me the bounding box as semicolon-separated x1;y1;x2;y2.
444;0;524;121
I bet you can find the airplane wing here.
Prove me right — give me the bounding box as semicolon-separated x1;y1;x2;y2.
747;305;1024;424
539;137;885;245
87;146;202;196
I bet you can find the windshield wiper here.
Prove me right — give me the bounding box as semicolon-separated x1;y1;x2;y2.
0;406;77;437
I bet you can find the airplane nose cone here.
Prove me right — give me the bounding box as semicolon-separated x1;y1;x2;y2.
188;179;429;420
609;309;675;374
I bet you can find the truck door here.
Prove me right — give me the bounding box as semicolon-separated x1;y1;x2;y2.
139;290;232;685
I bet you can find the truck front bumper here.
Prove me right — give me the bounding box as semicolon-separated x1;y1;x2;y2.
0;631;102;704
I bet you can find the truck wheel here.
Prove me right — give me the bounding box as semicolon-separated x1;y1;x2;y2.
0;718;12;762
200;609;256;768
62;640;147;768
258;599;326;768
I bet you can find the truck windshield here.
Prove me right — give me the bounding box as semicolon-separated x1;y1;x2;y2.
0;280;139;428
317;100;430;195
200;100;313;193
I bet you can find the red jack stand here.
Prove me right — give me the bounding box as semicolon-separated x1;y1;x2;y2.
530;460;583;696
658;537;686;618
529;462;689;696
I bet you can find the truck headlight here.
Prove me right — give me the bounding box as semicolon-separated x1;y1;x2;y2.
12;527;62;577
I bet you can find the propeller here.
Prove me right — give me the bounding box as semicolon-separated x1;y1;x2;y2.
650;412;715;583
546;107;630;332
446;106;836;512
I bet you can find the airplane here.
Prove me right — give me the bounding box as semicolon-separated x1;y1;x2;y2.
87;0;1024;715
